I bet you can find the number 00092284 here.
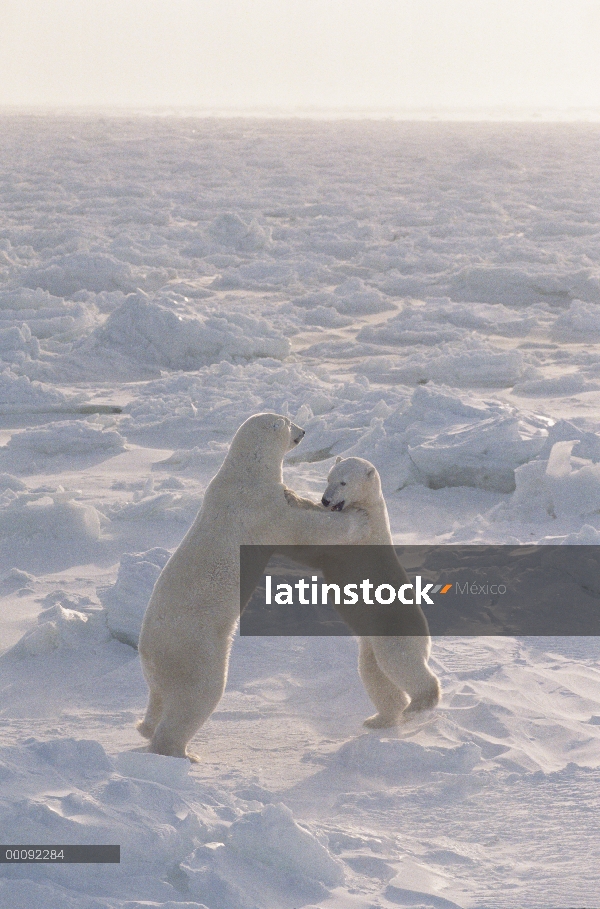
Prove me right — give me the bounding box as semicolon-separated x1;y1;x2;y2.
4;848;65;861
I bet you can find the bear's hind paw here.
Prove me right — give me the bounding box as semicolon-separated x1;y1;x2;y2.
136;719;154;739
363;713;401;729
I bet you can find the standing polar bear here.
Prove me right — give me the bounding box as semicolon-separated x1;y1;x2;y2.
299;456;441;727
137;413;369;759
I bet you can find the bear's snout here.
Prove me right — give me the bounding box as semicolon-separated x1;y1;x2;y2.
293;429;305;444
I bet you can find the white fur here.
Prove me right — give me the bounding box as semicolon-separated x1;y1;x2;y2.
137;413;368;759
323;456;441;728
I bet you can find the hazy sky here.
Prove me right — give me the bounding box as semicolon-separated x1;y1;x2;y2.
1;0;599;114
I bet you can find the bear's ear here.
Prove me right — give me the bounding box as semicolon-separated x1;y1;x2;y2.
366;466;376;478
335;456;343;464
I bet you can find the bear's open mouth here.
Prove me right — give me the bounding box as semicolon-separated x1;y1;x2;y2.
331;500;345;511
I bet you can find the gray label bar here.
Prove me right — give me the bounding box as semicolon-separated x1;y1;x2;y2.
239;545;600;636
0;846;120;863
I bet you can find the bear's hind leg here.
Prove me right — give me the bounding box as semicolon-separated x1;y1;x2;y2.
137;688;164;740
359;637;409;728
402;673;441;715
149;675;227;760
371;637;441;718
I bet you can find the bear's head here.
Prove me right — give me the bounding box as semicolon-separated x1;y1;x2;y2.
229;413;305;469
322;456;381;511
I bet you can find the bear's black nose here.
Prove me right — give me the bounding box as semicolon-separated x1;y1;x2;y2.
321;497;330;507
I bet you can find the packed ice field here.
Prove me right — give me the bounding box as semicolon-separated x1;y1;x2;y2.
0;115;599;908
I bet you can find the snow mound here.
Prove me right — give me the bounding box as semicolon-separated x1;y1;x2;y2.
512;373;590;397
0;286;68;311
0;420;126;472
11;601;109;657
359;311;465;346
87;294;290;370
0;489;102;552
446;265;600;307
211;261;296;291
32;738;113;777
0;368;71;413
301;305;353;327
227;802;344;887
551;298;600;341
561;524;600;544
99;548;171;648
0;881;109;909
385;880;465;909
0;566;34;591
0;323;40;362
364;297;535;342
0;293;96;346
115;751;190;787
333;735;481;779
331;277;393;314
208;212;271;251
0;740;208;874
359;339;525;388
21;252;138;297
294;279;393;315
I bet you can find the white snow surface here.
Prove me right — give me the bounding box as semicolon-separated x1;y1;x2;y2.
0;116;599;908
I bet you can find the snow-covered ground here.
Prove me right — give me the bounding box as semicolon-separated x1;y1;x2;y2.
0;115;599;908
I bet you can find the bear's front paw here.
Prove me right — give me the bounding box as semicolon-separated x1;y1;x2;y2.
283;486;296;504
283;487;323;510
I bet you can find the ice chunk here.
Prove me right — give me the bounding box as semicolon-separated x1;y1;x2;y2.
546;440;578;478
508;441;600;519
99;548;171;648
381;386;546;493
408;412;548;493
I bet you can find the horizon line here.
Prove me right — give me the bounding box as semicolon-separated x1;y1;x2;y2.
1;104;600;122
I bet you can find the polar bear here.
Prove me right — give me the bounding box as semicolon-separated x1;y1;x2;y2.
293;456;441;727
137;413;369;759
